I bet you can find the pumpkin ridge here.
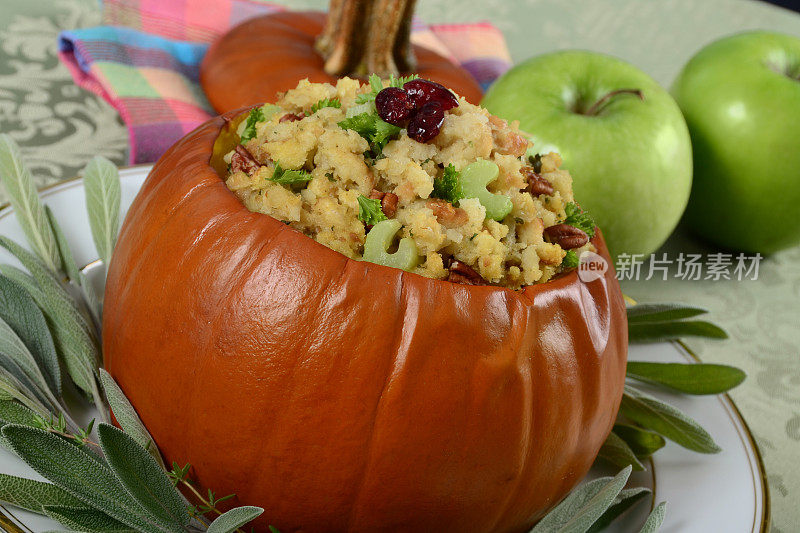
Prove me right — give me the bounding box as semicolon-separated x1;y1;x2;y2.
343;270;410;531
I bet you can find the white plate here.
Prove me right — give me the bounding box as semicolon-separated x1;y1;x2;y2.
0;166;769;533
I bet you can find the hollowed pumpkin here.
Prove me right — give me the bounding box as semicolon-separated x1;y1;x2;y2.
103;110;628;533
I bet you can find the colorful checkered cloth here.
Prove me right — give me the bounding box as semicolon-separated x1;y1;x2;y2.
58;0;512;165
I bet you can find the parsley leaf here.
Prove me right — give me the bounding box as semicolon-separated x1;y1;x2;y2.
431;164;463;204
357;194;388;225
310;98;341;114
269;162;312;185
240;107;265;142
355;73;420;104
564;202;596;237
338;112;401;159
562;250;580;269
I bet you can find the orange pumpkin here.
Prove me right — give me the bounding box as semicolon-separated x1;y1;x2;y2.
200;11;484;112
103;111;628;533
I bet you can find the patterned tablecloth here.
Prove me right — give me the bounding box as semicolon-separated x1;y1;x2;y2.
1;0;799;530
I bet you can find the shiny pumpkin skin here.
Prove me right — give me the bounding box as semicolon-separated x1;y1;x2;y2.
200;11;485;112
103;112;628;533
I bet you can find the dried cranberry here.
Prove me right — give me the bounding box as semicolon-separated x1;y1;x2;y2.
407;101;444;143
375;87;415;125
279;113;304;123
403;79;459;111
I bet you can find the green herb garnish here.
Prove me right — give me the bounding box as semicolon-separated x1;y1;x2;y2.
357;194;388;226
562;250;579;269
240;107;265;142
564;202;596;237
269;162;312;185
338;112;401;159
310;98;341;114
431;164;464;204
355;73;420;104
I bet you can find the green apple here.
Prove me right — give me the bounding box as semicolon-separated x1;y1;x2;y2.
482;51;692;258
672;31;800;254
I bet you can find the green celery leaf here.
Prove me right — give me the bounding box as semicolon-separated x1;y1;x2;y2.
562;250;580;269
613;424;666;458
99;369;164;468
0;275;61;395
639;501;667;532
628;321;728;343
357;195;387;226
207;506;265;533
239;107;265;143
310;98;341;114
269;162;312;185
0;474;85;515
563;202;596;238
431;164;463;204
530;466;632;533
82;157;121;268
1;424;174;533
597;431;644;471
620;385;721;453
626;303;708;323
0;134;61;273
44;505;135;533
626;362;745;395
586;487;651;533
97;423;190;528
338;112;377;139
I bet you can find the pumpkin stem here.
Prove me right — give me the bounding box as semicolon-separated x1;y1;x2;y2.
318;0;416;78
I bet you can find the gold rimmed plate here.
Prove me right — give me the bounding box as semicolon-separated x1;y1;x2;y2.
0;166;769;532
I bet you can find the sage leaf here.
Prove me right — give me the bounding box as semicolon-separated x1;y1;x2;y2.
628;321;728;343
626;303;707;323
0;315;57;408
1;424;173;533
613;424;665;459
0;265;44;304
45;207;81;285
626;362;745;395
530;465;631;533
597;431;643;471
0;135;60;273
207;506;265;533
586;487;650;533
638;501;666;532
0;400;40;427
99;370;164;469
0;474;85;515
97;423;189;529
620;386;721;453
0;275;61;394
82;157;120;268
44;505;135;533
0;237;98;396
0;367;49;417
79;270;102;324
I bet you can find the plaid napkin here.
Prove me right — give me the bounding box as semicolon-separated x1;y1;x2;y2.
58;0;512;165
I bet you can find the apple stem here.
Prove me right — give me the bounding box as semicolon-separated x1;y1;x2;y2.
584;89;644;116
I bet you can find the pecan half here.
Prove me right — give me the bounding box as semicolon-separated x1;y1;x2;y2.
381;193;399;218
426;199;469;228
231;145;260;175
447;260;486;285
279;113;305;123
543;223;589;249
520;166;554;196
